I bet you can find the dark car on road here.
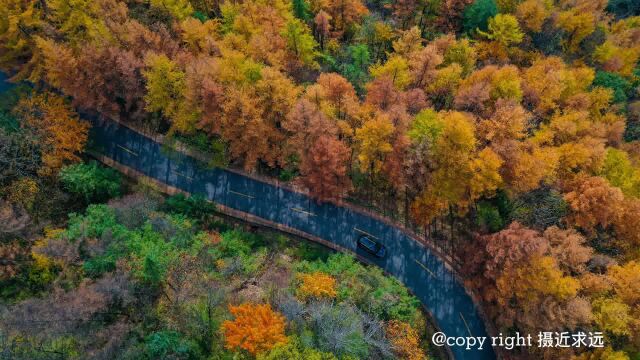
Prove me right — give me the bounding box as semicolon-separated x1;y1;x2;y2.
357;235;386;258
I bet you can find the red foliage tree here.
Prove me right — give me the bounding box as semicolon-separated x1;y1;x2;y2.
300;135;352;202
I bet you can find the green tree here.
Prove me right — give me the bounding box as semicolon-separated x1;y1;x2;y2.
292;0;311;21
59;161;122;204
339;44;371;93
606;0;640;19
592;71;632;103
476;202;505;232
463;0;498;34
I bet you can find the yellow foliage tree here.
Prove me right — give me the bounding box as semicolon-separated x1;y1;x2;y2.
0;0;45;79
386;320;426;360
411;185;450;226
455;65;522;113
601;148;640;198
143;53;190;132
297;272;337;299
498;256;580;312
592;298;632;336
522;57;594;116
222;303;288;355
431;111;477;207
470;147;503;200
609;261;640;307
480;14;524;47
411;111;477;223
150;0;193;21
48;0;121;44
180;18;220;54
356;115;395;174
556;8;598;53
369;55;412;89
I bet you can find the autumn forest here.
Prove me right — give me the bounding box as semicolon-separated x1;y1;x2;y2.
1;0;640;359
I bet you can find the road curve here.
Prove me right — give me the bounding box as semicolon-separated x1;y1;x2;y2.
0;72;495;360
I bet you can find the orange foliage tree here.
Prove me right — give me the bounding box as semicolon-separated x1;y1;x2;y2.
614;199;640;258
222;303;288;355
563;176;624;235
14;92;89;176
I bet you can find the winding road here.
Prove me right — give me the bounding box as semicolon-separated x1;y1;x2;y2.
0;72;495;360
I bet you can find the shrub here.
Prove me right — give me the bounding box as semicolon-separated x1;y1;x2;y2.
144;331;201;359
307;301;391;358
6;177;39;210
59;161;121;204
209;229;269;276
162;193;216;222
210;229;255;258
108;193;158;229
297;254;421;323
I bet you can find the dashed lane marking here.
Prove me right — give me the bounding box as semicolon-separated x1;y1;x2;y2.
291;207;315;216
229;190;255;199
117;144;138;156
414;259;437;279
172;170;193;181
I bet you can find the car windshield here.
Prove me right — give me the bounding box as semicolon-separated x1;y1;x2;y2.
360;236;378;249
